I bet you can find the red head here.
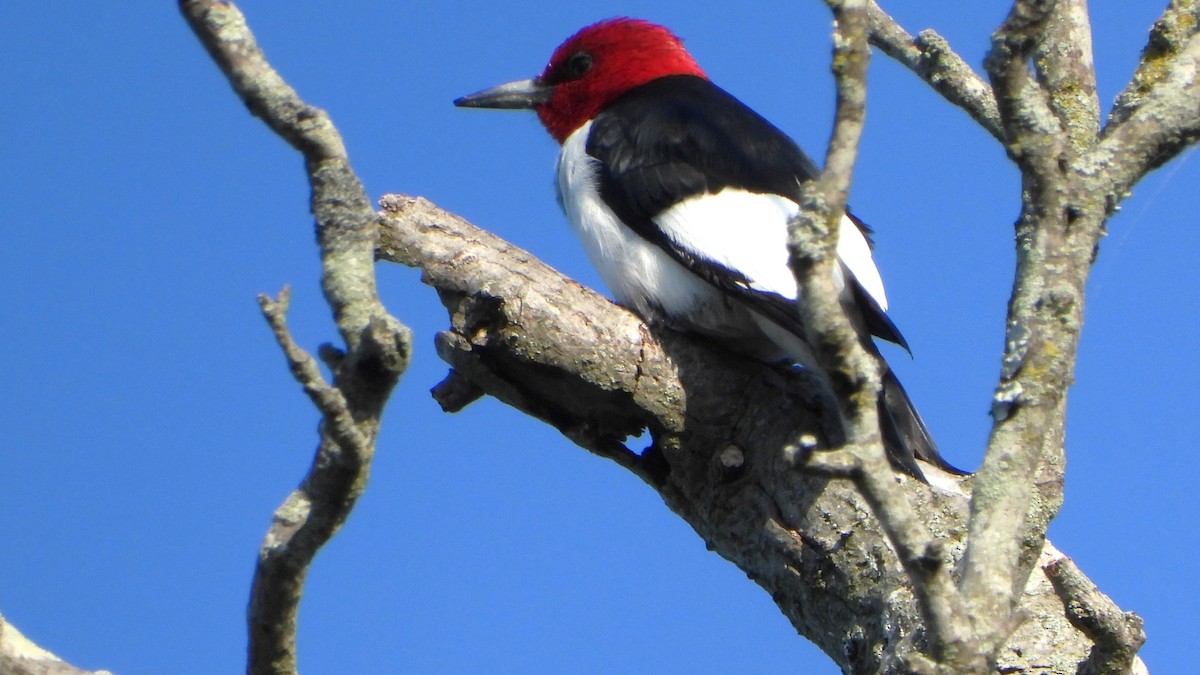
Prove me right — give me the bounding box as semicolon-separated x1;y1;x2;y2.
535;19;707;142
455;19;708;143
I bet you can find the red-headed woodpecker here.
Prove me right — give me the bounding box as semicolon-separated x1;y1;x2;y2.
455;18;960;481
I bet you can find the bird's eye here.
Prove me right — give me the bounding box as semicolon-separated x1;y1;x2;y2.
564;51;593;79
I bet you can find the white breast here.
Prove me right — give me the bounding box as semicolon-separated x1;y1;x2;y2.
556;122;719;323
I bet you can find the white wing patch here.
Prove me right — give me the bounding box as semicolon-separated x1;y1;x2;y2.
654;190;797;298
653;189;890;311
837;213;889;311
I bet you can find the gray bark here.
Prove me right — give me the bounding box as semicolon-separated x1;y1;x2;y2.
376;194;1116;673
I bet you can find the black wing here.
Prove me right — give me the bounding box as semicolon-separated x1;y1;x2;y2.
585;74;904;348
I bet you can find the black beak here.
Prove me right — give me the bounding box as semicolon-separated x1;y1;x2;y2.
454;78;552;110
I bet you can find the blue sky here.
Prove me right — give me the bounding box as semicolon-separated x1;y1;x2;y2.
3;2;1196;673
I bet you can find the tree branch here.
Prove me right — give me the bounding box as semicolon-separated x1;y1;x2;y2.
1109;0;1200;128
258;288;370;457
1097;8;1200;198
940;1;1191;668
1044;548;1147;675
789;2;971;664
1033;0;1100;153
957;0;1073;658
179;3;411;674
787;0;877;437
865;1;1005;143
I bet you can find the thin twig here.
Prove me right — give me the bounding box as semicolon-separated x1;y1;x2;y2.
788;0;971;663
865;1;1005;143
258;289;368;453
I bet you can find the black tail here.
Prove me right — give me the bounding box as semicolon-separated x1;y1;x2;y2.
878;369;965;481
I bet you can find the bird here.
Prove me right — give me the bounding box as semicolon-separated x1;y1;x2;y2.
454;18;961;481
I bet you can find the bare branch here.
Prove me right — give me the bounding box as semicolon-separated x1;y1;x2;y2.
1033;0;1101;152
786;0;877;464
821;0;871;197
960;0;1092;658
1044;549;1147;675
1097;27;1200;197
866;1;1005;142
940;3;1189;670
1110;0;1200;127
180;2;411;674
959;3;1063;629
179;0;345;161
785;2;975;664
984;0;1064;171
788;0;890;520
376;195;689;462
258;289;369;456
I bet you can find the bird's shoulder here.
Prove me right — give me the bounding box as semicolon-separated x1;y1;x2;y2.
584;75;819;216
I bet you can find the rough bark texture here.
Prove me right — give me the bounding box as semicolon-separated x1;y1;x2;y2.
376;195;1101;673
